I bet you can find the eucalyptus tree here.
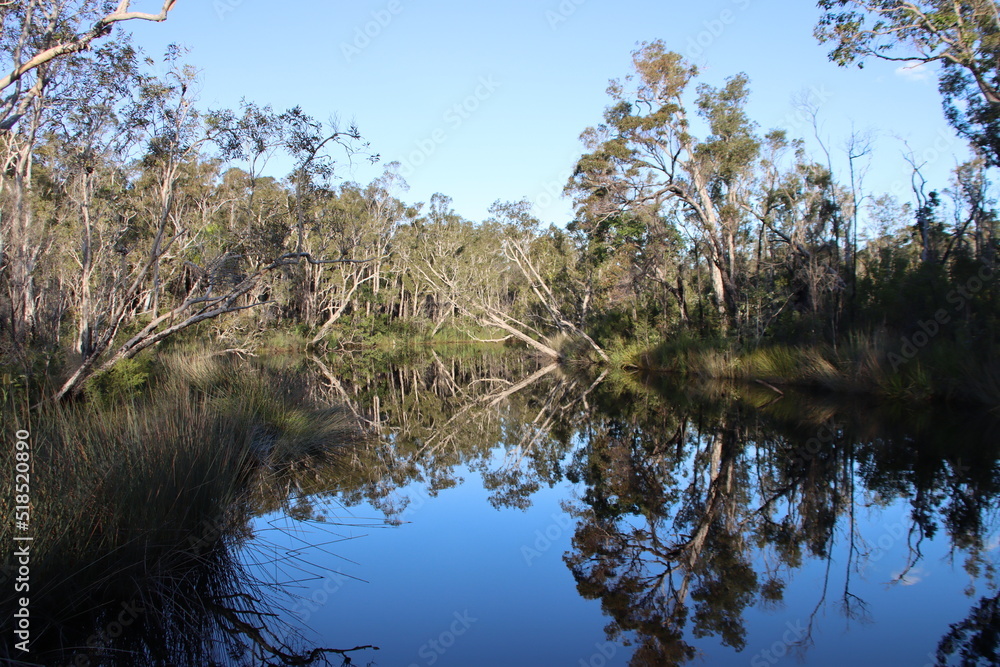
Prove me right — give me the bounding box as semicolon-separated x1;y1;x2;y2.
306;167;409;343
488;199;609;360
51;54;218;399
40;39;144;360
0;0;177;134
816;0;1000;165
945;156;997;264
280;106;375;254
408;194;517;339
0;1;176;355
49;73;381;399
743;130;848;337
208;101;287;264
566;41;762;334
568;204;689;333
407;195;592;359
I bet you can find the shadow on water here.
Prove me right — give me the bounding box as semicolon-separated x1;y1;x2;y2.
4;347;1000;666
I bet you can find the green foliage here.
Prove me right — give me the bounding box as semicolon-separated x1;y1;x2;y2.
631;330;1000;408
83;354;156;405
2;13;999;402
817;0;1000;166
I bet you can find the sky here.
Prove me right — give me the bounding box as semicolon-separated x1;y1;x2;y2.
128;0;969;230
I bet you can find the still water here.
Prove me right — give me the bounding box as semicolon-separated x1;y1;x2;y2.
245;350;1000;666
3;349;998;666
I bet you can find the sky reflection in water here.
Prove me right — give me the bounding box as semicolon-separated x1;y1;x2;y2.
248;352;1000;667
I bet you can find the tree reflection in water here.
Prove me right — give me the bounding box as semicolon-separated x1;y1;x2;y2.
8;349;997;665
320;349;1000;666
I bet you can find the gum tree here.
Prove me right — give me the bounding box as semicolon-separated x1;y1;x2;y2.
566;41;761;334
816;0;1000;164
0;1;176;354
0;0;177;133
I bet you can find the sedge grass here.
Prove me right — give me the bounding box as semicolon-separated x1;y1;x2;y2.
0;351;365;665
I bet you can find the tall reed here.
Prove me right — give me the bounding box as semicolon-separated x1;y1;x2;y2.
0;351;364;665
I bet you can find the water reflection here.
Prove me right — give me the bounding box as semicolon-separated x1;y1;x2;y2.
320;349;1000;666
4;349;999;665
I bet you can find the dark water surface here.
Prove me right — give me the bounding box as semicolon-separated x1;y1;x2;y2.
248;351;1000;666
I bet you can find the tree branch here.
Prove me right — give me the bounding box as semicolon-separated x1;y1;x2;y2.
0;0;178;103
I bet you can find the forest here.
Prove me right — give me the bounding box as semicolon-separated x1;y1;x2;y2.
0;0;998;406
2;2;1000;666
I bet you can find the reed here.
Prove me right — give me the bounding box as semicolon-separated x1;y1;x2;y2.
0;351;364;665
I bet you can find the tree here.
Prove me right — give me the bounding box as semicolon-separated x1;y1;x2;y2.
566;41;761;334
0;0;177;133
743;130;848;337
489;200;610;361
0;1;177;362
307;168;407;344
816;0;1000;165
36;56;379;400
41;39;145;361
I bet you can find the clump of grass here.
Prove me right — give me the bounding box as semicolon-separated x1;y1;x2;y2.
0;351;364;665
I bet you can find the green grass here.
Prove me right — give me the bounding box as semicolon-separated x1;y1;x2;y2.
0;350;364;665
627;332;1000;409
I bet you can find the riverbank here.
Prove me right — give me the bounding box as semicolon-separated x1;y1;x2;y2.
0;351;365;665
615;333;1000;409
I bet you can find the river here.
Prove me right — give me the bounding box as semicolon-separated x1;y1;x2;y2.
4;348;997;666
245;349;1000;666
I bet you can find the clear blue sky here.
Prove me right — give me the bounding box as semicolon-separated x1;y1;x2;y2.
130;0;966;229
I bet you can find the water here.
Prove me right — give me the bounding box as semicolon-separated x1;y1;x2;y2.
5;349;998;665
243;351;1000;666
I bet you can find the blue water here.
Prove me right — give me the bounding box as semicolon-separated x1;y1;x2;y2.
246;461;996;666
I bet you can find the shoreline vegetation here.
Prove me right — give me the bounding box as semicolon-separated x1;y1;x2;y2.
1;2;998;664
1;8;998;407
0;351;378;665
617;335;1000;409
252;322;1000;409
76;316;1000;409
